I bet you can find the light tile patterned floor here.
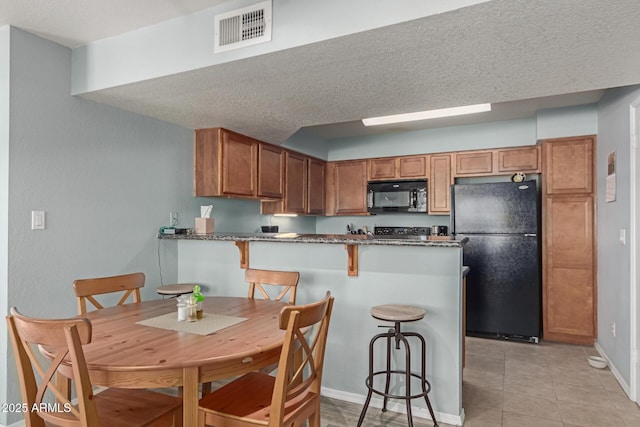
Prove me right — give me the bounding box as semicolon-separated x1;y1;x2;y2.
320;337;640;426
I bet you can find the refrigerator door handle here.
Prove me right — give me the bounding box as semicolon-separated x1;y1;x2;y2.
524;233;537;237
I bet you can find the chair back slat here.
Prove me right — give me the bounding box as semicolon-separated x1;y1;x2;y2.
245;269;300;304
269;292;334;426
73;272;145;314
6;307;94;427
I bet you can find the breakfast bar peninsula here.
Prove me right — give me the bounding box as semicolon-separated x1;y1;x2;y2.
158;232;467;426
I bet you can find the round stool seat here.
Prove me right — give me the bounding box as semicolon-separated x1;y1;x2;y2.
371;304;425;322
157;284;195;296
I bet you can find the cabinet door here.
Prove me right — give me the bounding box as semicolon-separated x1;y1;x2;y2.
283;152;307;214
334;160;368;215
455;151;493;176
429;154;453;214
543;195;595;344
257;143;284;199
398;155;427;178
497;146;540;173
221;132;257;197
307;158;325;214
368;158;396;180
194;128;221;196
544;137;594;194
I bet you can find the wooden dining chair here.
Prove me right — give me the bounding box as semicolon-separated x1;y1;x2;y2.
198;291;334;427
6;307;183;427
245;268;301;304
73;272;145;315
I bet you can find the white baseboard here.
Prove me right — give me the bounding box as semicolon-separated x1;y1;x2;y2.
595;341;632;397
321;386;464;426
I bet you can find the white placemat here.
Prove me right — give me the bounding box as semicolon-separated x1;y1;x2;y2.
136;312;247;335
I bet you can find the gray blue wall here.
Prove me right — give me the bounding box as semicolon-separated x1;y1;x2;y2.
596;86;640;387
1;25;10;424
1;27;199;426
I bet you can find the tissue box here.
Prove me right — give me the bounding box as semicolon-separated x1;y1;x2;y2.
195;218;214;234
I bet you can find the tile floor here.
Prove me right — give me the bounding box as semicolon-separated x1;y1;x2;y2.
320;336;640;426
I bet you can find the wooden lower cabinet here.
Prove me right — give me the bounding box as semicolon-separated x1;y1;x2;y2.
543;195;595;344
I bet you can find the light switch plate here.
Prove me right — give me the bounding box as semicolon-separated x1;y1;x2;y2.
31;211;45;230
620;228;626;245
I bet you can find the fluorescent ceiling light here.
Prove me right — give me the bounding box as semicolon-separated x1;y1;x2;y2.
273;213;298;217
362;103;492;126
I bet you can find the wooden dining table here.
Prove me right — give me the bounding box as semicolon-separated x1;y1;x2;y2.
59;297;288;425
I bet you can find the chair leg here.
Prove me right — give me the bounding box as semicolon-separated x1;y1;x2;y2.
309;408;321;427
174;406;183;427
201;382;212;396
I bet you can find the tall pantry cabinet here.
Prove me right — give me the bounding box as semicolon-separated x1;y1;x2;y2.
542;135;597;345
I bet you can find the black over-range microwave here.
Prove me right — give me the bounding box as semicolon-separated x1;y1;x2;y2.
367;179;428;214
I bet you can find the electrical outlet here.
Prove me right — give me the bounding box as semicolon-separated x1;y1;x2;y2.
169;212;178;226
611;321;616;337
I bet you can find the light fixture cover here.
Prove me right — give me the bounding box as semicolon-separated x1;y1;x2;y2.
362;103;492;126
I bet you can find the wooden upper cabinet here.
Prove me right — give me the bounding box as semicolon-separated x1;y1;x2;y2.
257;143;284;199
329;160;368;215
497;146;541;173
454;146;540;177
368;155;427;180
307;158;326;214
260;154;326;215
456;151;493;176
544;137;594;194
194;128;220;196
283;151;307;214
429;154;453;215
221;132;257;197
194;128;257;197
398;156;427;178
369;158;396;180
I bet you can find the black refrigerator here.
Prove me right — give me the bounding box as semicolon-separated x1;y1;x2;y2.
452;180;541;343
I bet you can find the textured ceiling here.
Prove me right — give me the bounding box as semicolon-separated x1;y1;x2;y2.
3;0;640;143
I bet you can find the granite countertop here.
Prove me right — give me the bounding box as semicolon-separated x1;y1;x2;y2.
158;232;467;247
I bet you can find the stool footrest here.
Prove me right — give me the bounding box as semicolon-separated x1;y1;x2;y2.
365;370;432;400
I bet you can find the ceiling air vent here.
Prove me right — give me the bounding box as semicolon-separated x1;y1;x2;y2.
214;0;272;53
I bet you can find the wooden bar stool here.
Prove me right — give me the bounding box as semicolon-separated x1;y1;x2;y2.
357;304;438;427
157;283;195;297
